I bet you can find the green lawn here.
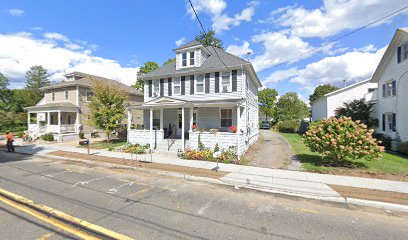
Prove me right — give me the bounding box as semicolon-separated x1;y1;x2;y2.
280;132;408;176
79;139;127;150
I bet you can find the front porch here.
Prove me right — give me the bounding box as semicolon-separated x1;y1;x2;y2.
25;103;80;140
127;97;252;156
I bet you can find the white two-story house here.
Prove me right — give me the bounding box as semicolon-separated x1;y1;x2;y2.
127;40;262;157
371;28;408;145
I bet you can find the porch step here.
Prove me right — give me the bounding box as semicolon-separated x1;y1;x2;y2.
154;139;187;153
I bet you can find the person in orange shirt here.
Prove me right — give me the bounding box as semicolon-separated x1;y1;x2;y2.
6;132;15;152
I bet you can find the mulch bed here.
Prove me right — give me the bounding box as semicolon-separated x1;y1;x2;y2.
48;151;227;179
329;184;408;206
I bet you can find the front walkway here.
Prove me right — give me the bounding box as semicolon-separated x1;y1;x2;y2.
14;143;408;202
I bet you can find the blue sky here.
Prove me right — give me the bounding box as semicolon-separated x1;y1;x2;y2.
1;0;408;102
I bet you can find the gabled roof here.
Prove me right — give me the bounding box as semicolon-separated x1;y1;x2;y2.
40;72;143;96
372;28;408;83
324;78;374;97
173;39;201;51
138;46;262;87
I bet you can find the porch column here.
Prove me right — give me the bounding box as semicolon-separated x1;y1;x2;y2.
47;112;50;132
127;109;131;131
27;112;31;130
36;112;40;127
76;109;80;133
160;108;163;130
58;110;61;133
236;105;241;134
149;108;153;150
181;107;185;151
189;108;193;131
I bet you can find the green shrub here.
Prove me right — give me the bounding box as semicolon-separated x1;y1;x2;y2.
277;120;300;133
79;132;85;139
372;133;392;150
400;142;408;156
41;133;54;141
123;144;146;154
17;132;24;138
107;146;114;151
303;116;384;164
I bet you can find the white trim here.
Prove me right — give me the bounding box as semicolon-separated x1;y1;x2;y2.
219;108;233;128
76;86;79;106
181;107;185;151
221;71;232;93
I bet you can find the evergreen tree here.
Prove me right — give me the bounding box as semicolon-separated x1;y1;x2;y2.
195;30;223;49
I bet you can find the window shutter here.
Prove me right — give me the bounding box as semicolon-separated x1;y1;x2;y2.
397;46;401;63
382;84;386;98
181;76;185;95
392;80;396;96
168;78;172;96
205;73;210;93
232;70;237;92
148;80;152;97
215;72;220;93
392;113;396;132
382;114;386;131
160;79;164;96
190;75;194;95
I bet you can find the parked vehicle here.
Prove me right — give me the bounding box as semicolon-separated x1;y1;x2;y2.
259;121;271;129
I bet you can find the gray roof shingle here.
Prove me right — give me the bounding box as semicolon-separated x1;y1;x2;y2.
40;72;143;96
139;47;250;80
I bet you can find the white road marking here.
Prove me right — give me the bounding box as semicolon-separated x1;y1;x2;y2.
73;176;111;187
197;201;212;215
107;182;134;194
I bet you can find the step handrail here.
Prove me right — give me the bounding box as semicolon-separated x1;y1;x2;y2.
167;125;177;151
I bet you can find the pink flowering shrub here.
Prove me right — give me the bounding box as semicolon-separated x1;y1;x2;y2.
302;116;384;164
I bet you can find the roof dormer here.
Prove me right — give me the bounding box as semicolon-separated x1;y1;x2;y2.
174;40;210;70
63;72;87;82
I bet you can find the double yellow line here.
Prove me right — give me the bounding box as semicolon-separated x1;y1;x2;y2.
0;188;134;240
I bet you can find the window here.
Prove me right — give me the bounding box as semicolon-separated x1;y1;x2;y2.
173;77;181;95
386;113;396;132
67;114;72;124
221;72;231;92
190;51;195;66
64;90;69;100
193;111;197;125
86;91;94;102
196;74;204;93
383;80;396;98
404;44;408;61
182;52;187;67
220;109;233;128
153;110;160;129
51;92;55;101
153;80;159;97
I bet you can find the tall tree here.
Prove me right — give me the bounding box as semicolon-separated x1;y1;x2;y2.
163;58;176;66
25;65;51;90
309;84;339;102
335;99;377;128
195;30;223;49
133;61;159;91
276;92;309;122
88;80;128;142
0;72;12;111
258;88;278;120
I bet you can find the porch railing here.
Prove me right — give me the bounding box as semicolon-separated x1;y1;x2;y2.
60;124;76;133
167;125;177;151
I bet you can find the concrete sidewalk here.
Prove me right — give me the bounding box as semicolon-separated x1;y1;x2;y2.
14;144;408;211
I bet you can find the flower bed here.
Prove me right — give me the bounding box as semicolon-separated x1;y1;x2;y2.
182;147;241;164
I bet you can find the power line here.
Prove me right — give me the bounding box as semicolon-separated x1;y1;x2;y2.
257;4;408;75
188;0;230;71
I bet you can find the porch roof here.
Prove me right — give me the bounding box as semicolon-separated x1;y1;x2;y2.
128;96;243;110
25;102;79;112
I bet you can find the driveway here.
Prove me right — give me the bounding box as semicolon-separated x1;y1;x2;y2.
244;130;299;169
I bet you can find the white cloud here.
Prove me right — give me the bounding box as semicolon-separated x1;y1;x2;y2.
0;32;138;88
251;32;314;71
8;8;24;17
226;41;253;58
263;45;386;89
175;37;186;47
44;32;69;42
187;0;257;32
275;0;408;38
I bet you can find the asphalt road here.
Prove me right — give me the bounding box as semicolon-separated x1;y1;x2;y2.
0;151;407;240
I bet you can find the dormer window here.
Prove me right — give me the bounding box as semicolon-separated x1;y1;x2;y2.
190;51;195;66
182;53;187;67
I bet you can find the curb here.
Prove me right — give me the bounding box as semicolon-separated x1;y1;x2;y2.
17;151;408;213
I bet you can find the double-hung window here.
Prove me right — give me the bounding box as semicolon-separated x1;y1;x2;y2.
383;80;396;98
385;113;396;132
52;92;55;101
220;109;233;128
64;90;69;100
86;91;94;102
182;52;187;67
196;74;204;93
190;51;195;66
153;80;159;97
221;72;231;92
173;77;181;95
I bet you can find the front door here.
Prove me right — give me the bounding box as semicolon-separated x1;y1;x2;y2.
67;114;72;125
